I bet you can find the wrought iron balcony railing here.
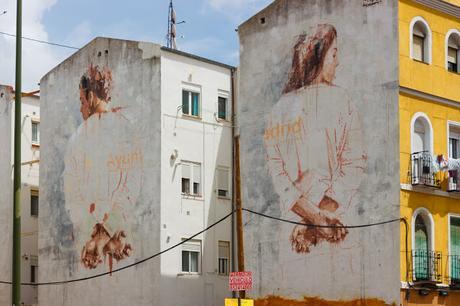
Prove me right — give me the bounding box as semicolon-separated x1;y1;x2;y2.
410;151;440;188
450;255;460;285
447;170;460;192
411;250;442;283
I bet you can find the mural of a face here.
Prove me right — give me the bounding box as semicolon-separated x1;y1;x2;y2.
79;65;112;121
320;39;338;84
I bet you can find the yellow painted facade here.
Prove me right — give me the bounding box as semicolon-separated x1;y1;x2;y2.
399;0;460;302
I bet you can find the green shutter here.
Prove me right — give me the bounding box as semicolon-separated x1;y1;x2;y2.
414;216;429;280
451;218;460;280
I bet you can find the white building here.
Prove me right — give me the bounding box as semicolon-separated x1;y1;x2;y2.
39;38;234;306
0;85;40;306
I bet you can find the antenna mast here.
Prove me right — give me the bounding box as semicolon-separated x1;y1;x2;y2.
167;0;177;49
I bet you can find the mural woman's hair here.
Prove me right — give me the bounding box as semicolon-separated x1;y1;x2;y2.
79;64;112;103
283;24;337;94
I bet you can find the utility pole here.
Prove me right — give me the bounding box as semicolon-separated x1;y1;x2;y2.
166;0;177;49
12;0;22;304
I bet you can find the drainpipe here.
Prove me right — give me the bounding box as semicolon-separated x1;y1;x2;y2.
230;67;236;298
13;0;23;304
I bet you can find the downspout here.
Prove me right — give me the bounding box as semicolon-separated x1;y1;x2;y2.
230;67;236;298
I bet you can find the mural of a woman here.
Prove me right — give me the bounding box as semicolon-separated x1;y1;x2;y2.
64;65;143;272
265;24;367;254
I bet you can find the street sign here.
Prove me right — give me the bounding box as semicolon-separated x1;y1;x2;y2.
229;271;253;291
225;298;254;306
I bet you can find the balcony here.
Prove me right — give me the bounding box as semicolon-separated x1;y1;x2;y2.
411;250;442;284
410;151;440;188
450;255;460;286
447;170;460;192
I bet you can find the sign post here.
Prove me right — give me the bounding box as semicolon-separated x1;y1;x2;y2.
229;272;253;306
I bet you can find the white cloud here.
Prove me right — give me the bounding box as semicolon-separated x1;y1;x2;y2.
0;0;69;91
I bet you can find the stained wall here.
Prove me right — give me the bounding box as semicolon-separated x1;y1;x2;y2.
238;0;400;304
39;38;162;306
0;85;13;306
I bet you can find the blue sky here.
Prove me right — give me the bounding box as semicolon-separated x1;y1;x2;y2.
0;0;272;91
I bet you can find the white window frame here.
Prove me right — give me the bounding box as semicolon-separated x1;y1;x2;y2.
180;239;202;274
218;240;230;276
216;90;230;121
410;16;432;64
216;166;230;199
181;83;202;118
446;29;460;72
410;112;433;155
31;119;40;145
447;121;460;159
412;207;435;253
181;161;202;197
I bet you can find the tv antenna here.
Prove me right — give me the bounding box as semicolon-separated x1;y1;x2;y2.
166;0;185;49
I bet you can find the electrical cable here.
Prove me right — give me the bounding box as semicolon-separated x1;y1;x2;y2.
242;207;401;229
0;208;404;286
0;210;235;286
0;31;79;50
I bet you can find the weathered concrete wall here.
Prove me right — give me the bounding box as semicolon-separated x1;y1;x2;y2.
238;0;400;304
0;85;13;306
39;38;162;306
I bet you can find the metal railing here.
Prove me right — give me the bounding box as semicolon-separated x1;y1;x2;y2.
411;250;442;283
447;170;460;192
410;151;440;188
450;255;460;285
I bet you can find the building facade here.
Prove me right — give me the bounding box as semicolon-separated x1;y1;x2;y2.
237;0;400;305
38;37;233;306
399;0;460;305
0;85;40;306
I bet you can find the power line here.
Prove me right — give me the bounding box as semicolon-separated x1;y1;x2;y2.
0;208;402;286
0;31;79;50
242;208;401;229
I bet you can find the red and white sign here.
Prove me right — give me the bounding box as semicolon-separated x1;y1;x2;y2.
229;271;253;291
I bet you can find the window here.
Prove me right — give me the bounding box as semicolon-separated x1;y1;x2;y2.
451;217;460;281
31;121;39;145
449;124;460;159
218;241;230;275
181;239;201;273
30;265;37;283
448;47;458;72
182;90;200;117
410;17;431;64
182;162;201;196
412;208;435;281
217;167;230;198
218;97;228;120
31;191;39;217
447;30;460;73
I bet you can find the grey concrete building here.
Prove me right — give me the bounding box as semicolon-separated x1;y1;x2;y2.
237;0;400;305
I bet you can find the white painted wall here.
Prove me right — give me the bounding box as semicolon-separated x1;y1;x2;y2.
160;50;233;306
1;91;39;306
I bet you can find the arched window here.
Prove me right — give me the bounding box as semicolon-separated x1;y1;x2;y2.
410;17;432;64
411;113;432;154
446;30;460;73
412;208;435;281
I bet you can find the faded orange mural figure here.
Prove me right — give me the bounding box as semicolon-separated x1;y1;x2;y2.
64;65;142;273
265;24;367;253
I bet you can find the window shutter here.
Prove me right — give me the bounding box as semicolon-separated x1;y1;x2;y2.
183;240;201;252
182;90;189;115
193;164;201;184
413;35;424;61
448;47;458;64
182;164;191;179
218;241;229;258
217;168;229;191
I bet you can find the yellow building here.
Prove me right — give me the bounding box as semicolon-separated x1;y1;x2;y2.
400;0;460;304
